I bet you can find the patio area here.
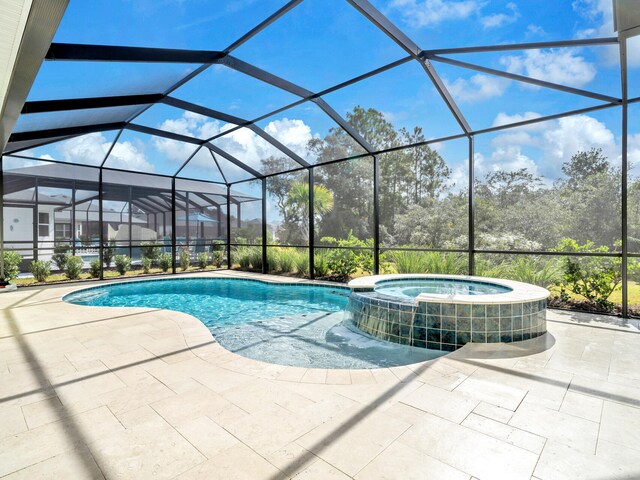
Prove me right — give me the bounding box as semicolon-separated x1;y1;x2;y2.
1;271;639;480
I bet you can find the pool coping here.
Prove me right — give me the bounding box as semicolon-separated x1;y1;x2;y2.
349;273;550;304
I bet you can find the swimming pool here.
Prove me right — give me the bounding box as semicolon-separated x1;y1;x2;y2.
64;278;446;368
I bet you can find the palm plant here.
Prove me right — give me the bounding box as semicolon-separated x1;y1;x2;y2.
285;182;334;238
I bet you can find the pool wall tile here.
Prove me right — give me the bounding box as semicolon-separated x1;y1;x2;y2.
348;293;547;352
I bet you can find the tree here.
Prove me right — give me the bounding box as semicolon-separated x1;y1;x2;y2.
282;182;334;242
398;127;450;204
558;148;620;248
562;148;609;189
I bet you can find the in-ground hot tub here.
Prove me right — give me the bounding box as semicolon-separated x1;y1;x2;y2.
347;274;550;351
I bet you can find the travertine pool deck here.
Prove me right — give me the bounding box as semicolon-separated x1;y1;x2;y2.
1;271;639;479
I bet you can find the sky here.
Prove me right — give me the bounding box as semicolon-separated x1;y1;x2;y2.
7;0;640;226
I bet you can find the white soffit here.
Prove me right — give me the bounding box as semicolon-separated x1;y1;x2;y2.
0;0;33;117
614;0;640;38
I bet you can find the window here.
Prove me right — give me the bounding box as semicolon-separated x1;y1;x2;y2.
38;212;50;237
54;223;71;240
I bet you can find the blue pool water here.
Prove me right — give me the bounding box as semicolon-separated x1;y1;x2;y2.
375;278;512;300
64;278;445;368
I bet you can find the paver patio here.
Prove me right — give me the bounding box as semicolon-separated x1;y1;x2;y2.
1;271;639;479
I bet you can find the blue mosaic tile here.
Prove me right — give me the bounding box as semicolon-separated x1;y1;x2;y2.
457;304;471;317
457;317;471;331
457;331;471;344
472;331;486;343
427;314;441;328
427;328;441;342
472;304;486;317
499;317;512;331
441;316;456;330
487;332;501;343
442;303;456;317
512;303;523;316
413;327;426;341
472;317;486;332
442;329;456;344
486;318;500;332
427;303;441;315
513;315;523;330
348;292;547;352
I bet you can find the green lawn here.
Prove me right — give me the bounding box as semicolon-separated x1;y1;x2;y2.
550;281;640;307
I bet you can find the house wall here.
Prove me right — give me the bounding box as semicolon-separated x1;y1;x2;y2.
4;205;32;253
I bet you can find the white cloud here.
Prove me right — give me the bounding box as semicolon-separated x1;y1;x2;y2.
573;0;640;67
500;49;596;87
445;74;510;102
153;111;223;162
491;131;535;148
214;117;317;171
542;114;616;163
492;111;544;130
488;145;538;173
629;134;640;176
155;112;318;177
389;0;479;28
481;2;519;29
109;139;153;171
20;132;153;171
479;113;622;179
525;24;546;38
53;133;110;165
447;162;468;191
264;118;315;158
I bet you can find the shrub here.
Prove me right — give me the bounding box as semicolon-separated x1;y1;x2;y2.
473;256;508;278
324;248;359;281
114;255;131;275
29;260;51;282
292;249;309;276
313;250;330;277
248;247;263;270
234;246;252;269
424;252;467;275
391;250;429;274
553;238;621;311
52;243;70;271
140;242;161;265
65;256;84;280
103;243;115;269
502;257;562;288
88;259;101;278
158;253;172;272
320;233;375;281
211;241;225;268
267;248;281;272
2;251;22;280
141;257;152;274
179;248;191;271
211;249;224;268
197;252;209;269
278;249;297;273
